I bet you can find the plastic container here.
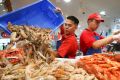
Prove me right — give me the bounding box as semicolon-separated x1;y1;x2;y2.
0;0;64;34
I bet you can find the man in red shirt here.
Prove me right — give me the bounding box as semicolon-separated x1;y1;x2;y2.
80;13;120;55
57;16;79;58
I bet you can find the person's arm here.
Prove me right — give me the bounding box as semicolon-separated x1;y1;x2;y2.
92;36;113;49
92;33;120;49
55;7;66;39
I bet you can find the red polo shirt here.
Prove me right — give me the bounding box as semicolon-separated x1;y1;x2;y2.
80;29;104;55
58;34;78;58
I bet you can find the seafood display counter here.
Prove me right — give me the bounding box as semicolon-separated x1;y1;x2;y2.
1;47;120;80
0;1;120;79
56;53;120;80
0;23;120;80
0;23;97;80
77;53;120;80
0;50;98;80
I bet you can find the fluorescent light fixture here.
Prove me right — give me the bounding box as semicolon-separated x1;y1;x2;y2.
64;0;71;3
100;11;106;16
78;25;81;28
0;0;2;3
3;9;6;12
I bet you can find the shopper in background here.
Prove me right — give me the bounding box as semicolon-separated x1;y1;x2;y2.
57;16;79;58
80;13;120;55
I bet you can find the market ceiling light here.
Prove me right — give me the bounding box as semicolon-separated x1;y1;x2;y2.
0;0;2;3
78;25;81;28
3;9;6;12
100;11;106;16
64;0;71;3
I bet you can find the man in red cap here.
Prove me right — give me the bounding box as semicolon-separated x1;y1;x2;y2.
80;13;120;55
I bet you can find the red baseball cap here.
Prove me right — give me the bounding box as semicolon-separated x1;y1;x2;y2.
88;13;104;22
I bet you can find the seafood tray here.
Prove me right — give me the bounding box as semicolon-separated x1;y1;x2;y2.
55;55;90;63
0;58;98;80
0;0;64;34
75;55;91;60
77;53;120;80
55;58;77;63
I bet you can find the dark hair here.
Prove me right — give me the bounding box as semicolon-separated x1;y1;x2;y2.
67;16;79;25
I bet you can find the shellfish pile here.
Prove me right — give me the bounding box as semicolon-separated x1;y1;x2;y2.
7;22;55;64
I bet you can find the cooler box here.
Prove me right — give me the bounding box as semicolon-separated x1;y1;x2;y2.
0;0;64;34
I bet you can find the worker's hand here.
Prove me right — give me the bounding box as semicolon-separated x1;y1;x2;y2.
113;33;120;42
55;7;63;15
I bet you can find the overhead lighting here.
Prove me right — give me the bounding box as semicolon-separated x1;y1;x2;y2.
0;0;2;3
100;11;106;16
65;15;68;17
78;25;81;28
64;0;71;3
3;9;6;12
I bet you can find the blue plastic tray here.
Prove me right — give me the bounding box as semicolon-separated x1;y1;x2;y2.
0;0;64;34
